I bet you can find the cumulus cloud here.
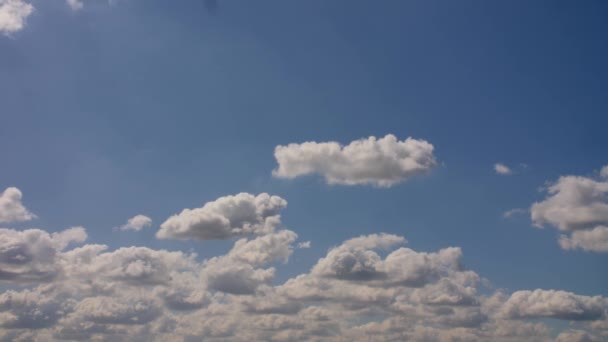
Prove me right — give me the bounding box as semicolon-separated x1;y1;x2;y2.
501;289;605;321
273;134;437;187
0;194;605;340
495;163;513;175
0;187;36;224
228;230;298;266
558;226;608;252
157;193;286;241
0;227;86;283
0;0;33;35
530;168;608;252
118;214;152;231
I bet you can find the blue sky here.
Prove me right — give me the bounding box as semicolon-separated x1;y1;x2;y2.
1;1;607;341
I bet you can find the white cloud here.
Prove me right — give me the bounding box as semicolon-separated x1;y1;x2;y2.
531;170;608;252
503;208;527;218
157;193;287;241
494;163;513;175
297;241;311;249
559;226;608;252
601;165;608;179
273;134;437;187
119;214;152;231
0;187;36;224
0;194;605;340
501;289;605;321
0;0;33;35
0;227;86;283
228;230;298;266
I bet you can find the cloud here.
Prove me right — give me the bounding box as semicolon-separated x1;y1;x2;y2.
501;289;606;321
530;168;608;252
297;241;311;249
0;195;605;340
157;193;287;241
273;134;437;187
503;208;527;218
118;215;152;232
65;0;83;10
0;0;33;35
601;165;608;179
0;227;86;283
70;296;162;325
228;230;298;266
0;187;36;224
494;163;513;175
559;226;608;252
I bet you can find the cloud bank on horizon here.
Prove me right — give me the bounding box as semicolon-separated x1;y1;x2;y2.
0;185;606;341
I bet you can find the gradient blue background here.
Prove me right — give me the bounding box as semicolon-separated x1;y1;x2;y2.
1;0;607;296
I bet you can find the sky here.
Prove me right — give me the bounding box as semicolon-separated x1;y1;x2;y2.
0;0;608;341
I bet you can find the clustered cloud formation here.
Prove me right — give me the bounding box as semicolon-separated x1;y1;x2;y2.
0;187;606;341
531;166;608;252
273;134;437;187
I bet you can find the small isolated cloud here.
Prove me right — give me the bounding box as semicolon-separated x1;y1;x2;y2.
530;165;608;252
494;163;512;175
119;215;152;232
0;0;33;35
297;241;311;249
503;208;526;219
273;134;437;187
0;187;36;223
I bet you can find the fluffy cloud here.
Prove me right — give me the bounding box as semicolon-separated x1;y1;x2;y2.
118;214;152;231
501;290;606;321
273;134;437;187
0;0;33;35
0;187;35;224
0;227;86;283
559;226;608;252
0;195;605;340
157;193;286;241
228;230;298;266
531;167;608;252
495;163;513;175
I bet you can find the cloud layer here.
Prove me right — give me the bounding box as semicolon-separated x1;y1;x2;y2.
0;191;605;341
273;134;437;187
